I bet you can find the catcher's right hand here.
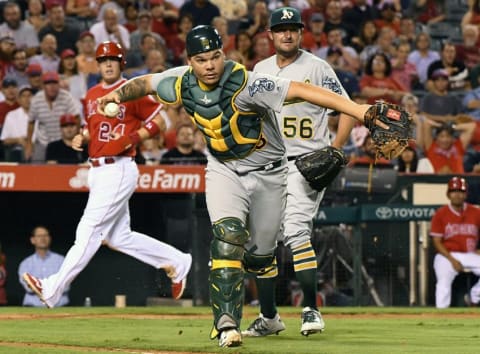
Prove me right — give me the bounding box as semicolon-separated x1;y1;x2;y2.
364;102;413;160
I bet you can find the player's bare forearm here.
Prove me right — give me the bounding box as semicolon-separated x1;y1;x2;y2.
287;81;369;123
136;114;165;141
332;113;356;148
116;75;155;102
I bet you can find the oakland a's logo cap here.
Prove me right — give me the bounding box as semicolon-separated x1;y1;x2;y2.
269;7;304;30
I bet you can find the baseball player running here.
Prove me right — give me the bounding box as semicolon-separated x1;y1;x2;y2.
243;7;355;338
23;42;192;308
96;26;384;348
430;176;480;308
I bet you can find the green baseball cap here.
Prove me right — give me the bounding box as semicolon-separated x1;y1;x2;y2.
269;7;304;30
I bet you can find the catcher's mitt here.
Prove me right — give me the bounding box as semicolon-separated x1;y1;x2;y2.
364;102;413;159
295;146;348;191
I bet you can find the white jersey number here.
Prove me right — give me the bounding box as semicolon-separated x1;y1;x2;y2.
98;122;126;141
282;116;313;140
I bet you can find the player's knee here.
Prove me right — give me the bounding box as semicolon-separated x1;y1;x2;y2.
211;217;249;261
244;250;277;276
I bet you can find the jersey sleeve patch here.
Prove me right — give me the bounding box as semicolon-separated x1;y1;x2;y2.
322;77;342;95
156;76;181;105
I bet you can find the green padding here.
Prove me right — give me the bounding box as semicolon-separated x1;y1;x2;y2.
211;217;249;260
209;267;244;330
156;76;179;104
243;251;276;275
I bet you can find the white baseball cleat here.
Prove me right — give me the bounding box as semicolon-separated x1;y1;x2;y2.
300;307;325;336
218;328;242;347
242;313;286;337
22;273;51;308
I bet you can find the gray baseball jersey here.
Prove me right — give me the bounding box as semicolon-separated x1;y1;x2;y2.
152;64;291;255
254;50;349;248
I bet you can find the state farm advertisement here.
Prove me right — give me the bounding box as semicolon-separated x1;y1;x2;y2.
0;165;206;193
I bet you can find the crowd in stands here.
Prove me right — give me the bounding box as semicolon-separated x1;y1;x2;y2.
1;0;480;173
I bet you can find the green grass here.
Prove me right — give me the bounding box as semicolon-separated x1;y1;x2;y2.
0;306;479;353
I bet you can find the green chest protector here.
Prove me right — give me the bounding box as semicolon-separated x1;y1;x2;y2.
157;61;262;161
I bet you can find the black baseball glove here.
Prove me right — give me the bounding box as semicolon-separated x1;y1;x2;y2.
295;146;348;191
364;101;413;159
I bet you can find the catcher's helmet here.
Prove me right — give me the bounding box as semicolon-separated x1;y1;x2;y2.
186;25;222;57
447;176;467;193
95;41;126;68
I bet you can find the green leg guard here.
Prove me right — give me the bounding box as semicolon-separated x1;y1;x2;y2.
208;217;249;339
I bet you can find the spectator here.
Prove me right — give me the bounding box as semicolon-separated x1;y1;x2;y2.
391;41;419;92
141;134;167;165
75;31;99;76
29;34;60;73
348;134;393;167
18;226;69;307
25;72;80;162
315;27;360;75
165;13;193;66
26;0;49;33
430;177;480;308
212;16;236;55
0;85;33;162
123;1;139;33
462;80;480;120
0;242;6;306
422;120;475;174
210;0;247;22
301;13;327;53
407;32;441;88
396;145;434;173
5;49;30;87
359;52;407;105
0;2;39;57
0;78;19;133
130;10;166;53
397;17;418;47
38;1;82;54
150;0;179;40
46;113;87;164
59;49;87;104
374;2;401;34
65;0;99;32
406;0;445;25
125;33;162;72
323;0;355;44
90;7;130;50
0;33;16;82
350;19;378;54
240;0;269;37
25;63;43;94
426;42;469;92
461;0;480;35
180;0;220;27
421;69;463;119
359;26;397;69
160;124;207;165
129;48;167;77
455;25;480;70
235;30;254;70
250;32;272;68
343;0;378;31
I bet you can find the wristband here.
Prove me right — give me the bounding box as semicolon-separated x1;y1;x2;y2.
144;120;161;137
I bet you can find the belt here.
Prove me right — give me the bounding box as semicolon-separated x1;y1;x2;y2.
287;155;299;161
89;156;133;167
237;159;283;176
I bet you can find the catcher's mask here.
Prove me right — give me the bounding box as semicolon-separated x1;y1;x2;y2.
186;25;223;57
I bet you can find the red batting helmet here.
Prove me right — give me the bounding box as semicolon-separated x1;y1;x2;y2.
447;177;467;193
95;41;126;69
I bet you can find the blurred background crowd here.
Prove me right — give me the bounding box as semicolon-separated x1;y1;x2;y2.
1;0;480;174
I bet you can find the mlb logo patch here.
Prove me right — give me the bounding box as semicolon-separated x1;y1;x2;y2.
386;109;400;121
